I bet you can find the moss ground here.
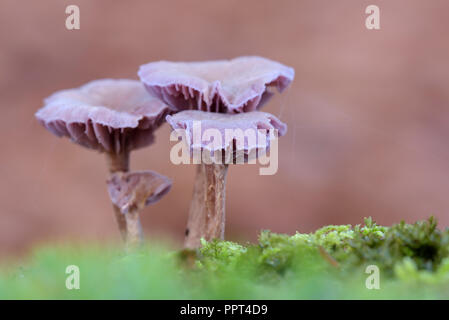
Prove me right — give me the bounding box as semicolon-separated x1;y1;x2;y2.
1;217;449;299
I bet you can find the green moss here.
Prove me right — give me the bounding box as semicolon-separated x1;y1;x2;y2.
331;217;449;276
1;217;449;299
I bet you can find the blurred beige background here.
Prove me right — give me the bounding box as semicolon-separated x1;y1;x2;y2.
1;0;448;257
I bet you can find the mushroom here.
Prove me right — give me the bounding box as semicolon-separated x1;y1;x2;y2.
166;110;287;248
138;56;294;113
139;56;293;248
35;79;171;246
107;170;172;249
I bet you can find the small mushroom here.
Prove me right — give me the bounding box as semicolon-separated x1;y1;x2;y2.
138;56;294;113
107;171;172;249
35;79;171;246
166;110;287;248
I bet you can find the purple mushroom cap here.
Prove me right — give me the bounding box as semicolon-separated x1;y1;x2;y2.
166;110;287;163
35;79;170;154
138;56;294;113
107;170;172;214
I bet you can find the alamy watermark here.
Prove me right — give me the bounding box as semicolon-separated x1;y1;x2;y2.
65;265;80;290
65;4;380;31
65;5;80;30
365;264;380;290
365;5;380;30
169;121;280;175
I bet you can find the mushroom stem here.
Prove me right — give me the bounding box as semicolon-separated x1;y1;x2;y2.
106;150;130;174
105;150;143;246
125;208;144;251
184;164;207;248
204;163;228;240
184;163;228;248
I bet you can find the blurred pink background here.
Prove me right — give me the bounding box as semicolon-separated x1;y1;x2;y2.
1;0;448;257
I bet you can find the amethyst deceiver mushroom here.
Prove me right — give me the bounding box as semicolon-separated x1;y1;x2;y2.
139;56;293;248
138;56;294;113
166;110;287;248
107;170;172;249
35;79;171;246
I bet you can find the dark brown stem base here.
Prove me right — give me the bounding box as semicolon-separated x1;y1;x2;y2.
106;150;143;248
184;163;228;248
